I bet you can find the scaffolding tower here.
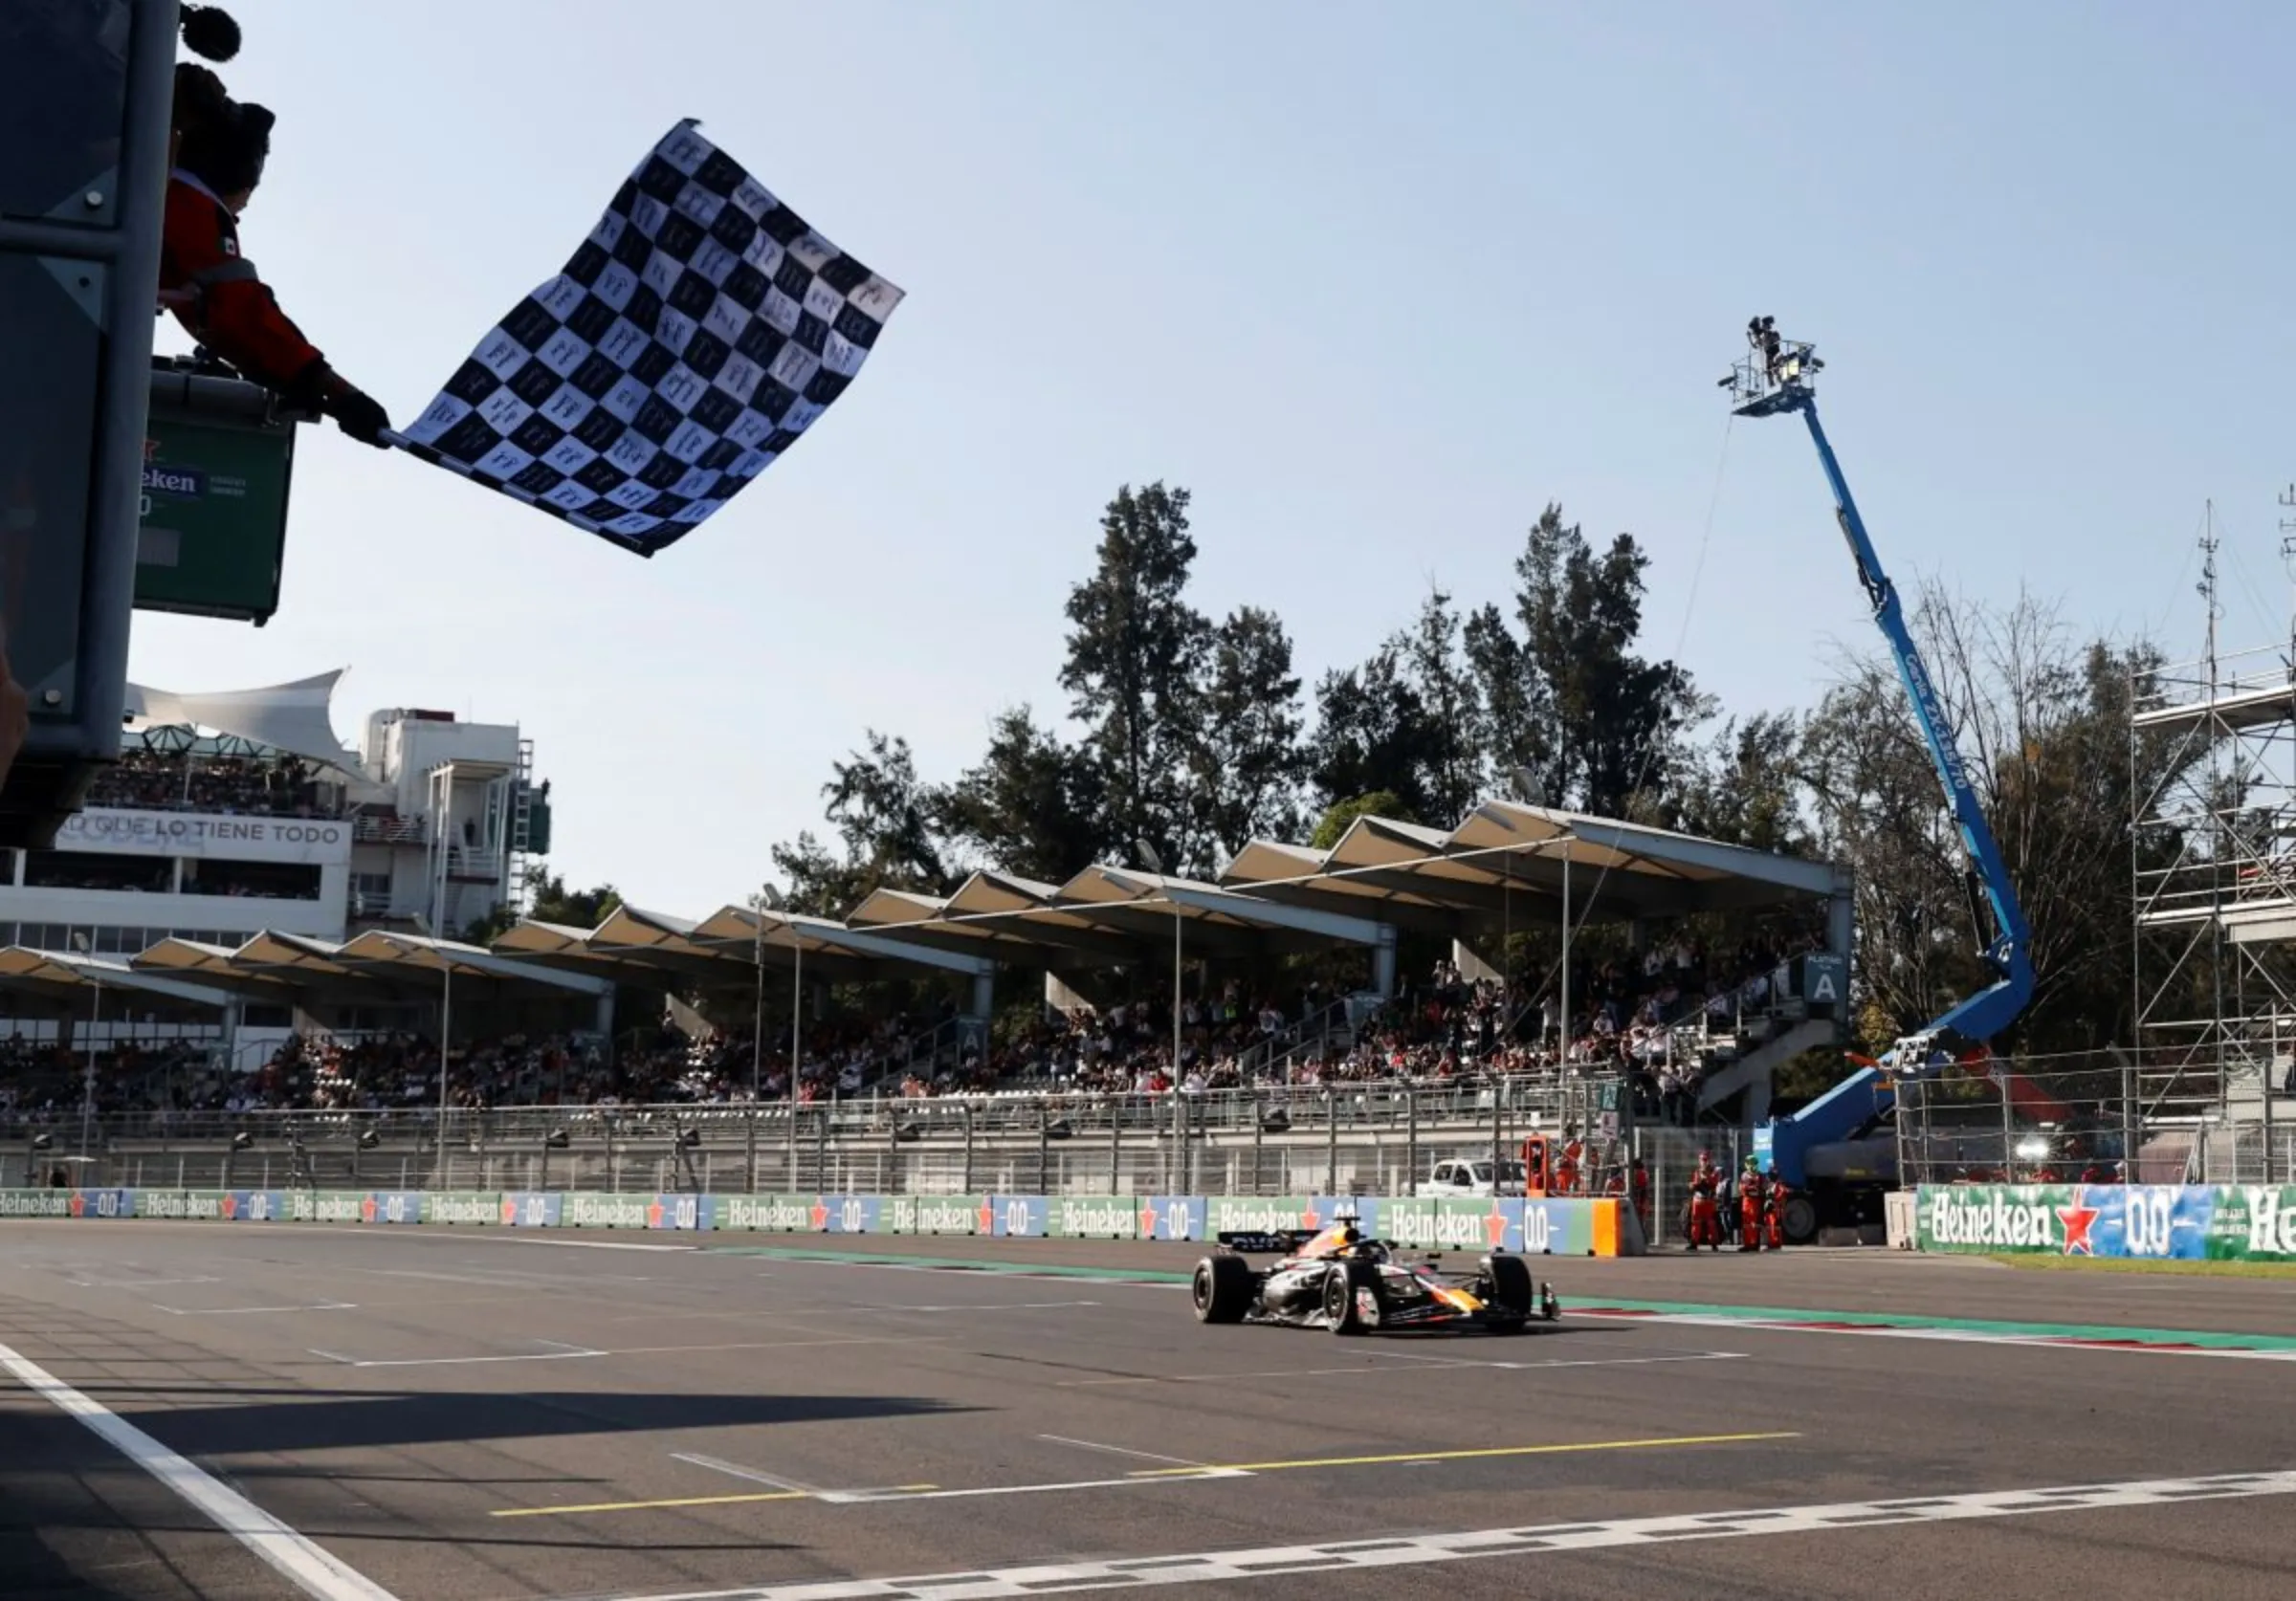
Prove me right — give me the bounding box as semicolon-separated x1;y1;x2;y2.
2130;501;2296;1127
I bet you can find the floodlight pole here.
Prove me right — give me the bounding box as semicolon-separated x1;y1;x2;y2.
751;890;766;1099
1558;844;1573;1069
437;956;453;1185
81;976;99;1161
1172;903;1185;1192
1172;905;1183;1082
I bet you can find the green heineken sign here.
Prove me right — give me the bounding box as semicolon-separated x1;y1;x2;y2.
135;408;297;625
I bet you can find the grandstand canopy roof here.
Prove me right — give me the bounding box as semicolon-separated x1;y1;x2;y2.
131;930;611;1001
481;800;1840;994
490;901;996;990
0;947;238;1016
122;669;359;770
842;865;1390;968
1220;800;1843;930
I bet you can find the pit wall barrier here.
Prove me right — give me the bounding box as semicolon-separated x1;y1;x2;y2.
1915;1183;2296;1261
0;1188;1638;1255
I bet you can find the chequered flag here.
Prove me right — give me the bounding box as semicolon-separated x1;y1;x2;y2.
386;120;903;557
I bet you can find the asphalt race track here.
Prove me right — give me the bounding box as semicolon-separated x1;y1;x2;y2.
4;1224;2294;1600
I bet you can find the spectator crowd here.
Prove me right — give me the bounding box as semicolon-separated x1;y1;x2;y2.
1;917;1827;1135
86;746;338;819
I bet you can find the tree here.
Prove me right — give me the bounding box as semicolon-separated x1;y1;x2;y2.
1310;790;1417;850
1307;589;1487;828
1307;646;1441;820
461;867;620;943
939;706;1109;886
1060;482;1209;870
1184;605;1305;870
1473;505;1708;815
1398;587;1484;822
1671;711;1808;854
769;730;951;915
1803;581;2193;1055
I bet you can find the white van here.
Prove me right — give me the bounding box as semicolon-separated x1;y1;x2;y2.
1416;1158;1527;1197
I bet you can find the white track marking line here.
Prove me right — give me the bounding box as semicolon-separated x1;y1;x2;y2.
0;1338;403;1601
609;1335;945;1356
842;1471;1250;1504
1053;1350;1744;1388
482;1236;697;1253
672;1453;865;1504
69;1276;222;1289
305;1338;605;1370
154;1302;358;1316
1568;1308;2296;1360
592;1468;2296;1600
841;1300;1104;1314
1037;1435;1213;1468
305;1333;927;1368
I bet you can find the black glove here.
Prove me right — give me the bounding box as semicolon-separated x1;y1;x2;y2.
324;382;392;448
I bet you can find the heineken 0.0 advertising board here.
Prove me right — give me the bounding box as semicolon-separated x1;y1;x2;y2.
136;410;296;624
1918;1183;2296;1261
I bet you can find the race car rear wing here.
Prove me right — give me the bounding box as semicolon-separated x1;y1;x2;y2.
1214;1231;1312;1254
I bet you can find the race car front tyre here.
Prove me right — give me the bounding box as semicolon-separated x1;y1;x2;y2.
1193;1254;1255;1324
1323;1261;1377;1334
1480;1253;1534;1327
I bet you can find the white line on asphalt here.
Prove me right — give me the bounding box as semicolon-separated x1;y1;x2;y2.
673;1453;861;1503
1052;1351;1746;1388
1037;1435;1213;1468
69;1276;222;1289
840;1471;1252;1505
155;1302;359;1316
483;1237;698;1253
589;1468;2296;1600
305;1339;605;1369
1567;1308;2296;1360
842;1300;1104;1314
0;1338;403;1601
306;1333;923;1369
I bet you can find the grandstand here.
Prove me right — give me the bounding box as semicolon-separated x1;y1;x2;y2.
0;800;1849;1173
0;670;545;1071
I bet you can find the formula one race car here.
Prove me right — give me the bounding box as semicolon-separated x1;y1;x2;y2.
1190;1217;1560;1335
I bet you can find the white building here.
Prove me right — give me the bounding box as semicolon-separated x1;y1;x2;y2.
0;669;545;969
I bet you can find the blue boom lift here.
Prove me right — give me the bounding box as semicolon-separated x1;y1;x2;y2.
1723;319;2036;1238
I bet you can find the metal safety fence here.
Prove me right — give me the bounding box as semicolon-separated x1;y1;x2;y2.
0;1075;1636;1201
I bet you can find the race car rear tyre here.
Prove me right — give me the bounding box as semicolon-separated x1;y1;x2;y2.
1480;1253;1534;1327
1323;1261;1375;1334
1193;1254;1254;1324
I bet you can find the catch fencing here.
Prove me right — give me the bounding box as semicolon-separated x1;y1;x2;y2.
1890;1052;2293;1188
0;1076;1634;1202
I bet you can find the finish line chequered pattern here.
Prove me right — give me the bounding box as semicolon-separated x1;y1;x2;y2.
596;1470;2296;1600
388;120;902;556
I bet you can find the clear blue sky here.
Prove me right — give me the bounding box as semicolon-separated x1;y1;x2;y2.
143;0;2296;913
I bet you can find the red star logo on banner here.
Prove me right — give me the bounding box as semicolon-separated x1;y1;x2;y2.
143;436;158;463
808;1198;829;1231
1484;1206;1510;1249
500;1199;519;1225
360;1196;378;1224
977;1197;997;1236
646;1201;665;1230
67;1193;85;1218
1299;1202;1320;1229
1138;1199;1159;1239
221;1195;238;1221
2057;1202;2100;1256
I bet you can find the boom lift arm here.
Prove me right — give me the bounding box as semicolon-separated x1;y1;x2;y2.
1723;319;2034;1066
